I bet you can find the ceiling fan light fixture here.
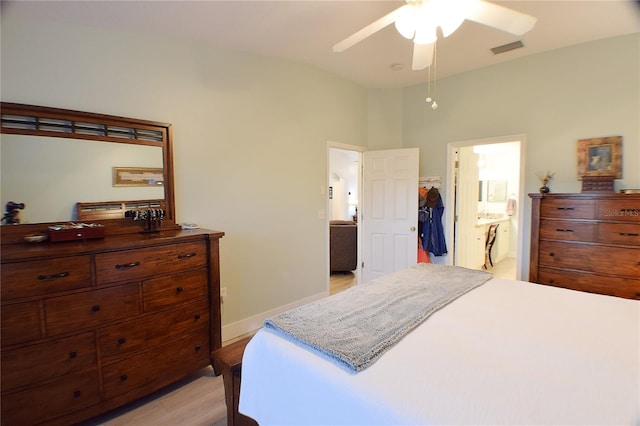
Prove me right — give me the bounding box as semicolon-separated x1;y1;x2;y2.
395;6;418;39
414;26;437;44
432;0;473;37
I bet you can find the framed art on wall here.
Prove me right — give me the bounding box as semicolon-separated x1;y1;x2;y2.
577;136;622;179
113;167;164;187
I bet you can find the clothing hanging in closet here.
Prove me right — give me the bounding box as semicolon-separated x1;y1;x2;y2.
418;187;447;257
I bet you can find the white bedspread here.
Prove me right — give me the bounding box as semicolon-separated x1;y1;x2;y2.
239;278;640;425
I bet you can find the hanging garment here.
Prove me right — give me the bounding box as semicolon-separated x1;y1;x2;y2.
421;189;448;256
506;198;517;216
417;237;431;263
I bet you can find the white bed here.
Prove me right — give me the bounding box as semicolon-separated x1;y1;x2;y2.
239;273;640;425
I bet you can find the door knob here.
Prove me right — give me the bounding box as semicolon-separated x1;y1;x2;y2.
410;226;416;232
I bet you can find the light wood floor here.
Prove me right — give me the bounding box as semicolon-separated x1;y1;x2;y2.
329;271;356;295
485;256;517;280
86;275;356;425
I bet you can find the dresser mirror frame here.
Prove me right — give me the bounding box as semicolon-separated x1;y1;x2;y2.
0;102;177;242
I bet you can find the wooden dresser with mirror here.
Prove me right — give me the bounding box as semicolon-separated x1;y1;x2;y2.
0;103;224;425
529;192;640;299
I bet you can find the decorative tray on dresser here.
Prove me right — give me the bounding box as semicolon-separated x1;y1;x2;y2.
529;192;640;299
0;228;224;425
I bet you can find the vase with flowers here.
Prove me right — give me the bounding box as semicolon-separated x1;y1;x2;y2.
536;171;555;193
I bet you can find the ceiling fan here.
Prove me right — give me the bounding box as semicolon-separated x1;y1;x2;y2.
333;0;537;70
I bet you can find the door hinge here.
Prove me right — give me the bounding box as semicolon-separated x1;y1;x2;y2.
454;160;459;168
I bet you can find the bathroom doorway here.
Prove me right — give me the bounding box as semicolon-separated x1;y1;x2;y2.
445;135;526;280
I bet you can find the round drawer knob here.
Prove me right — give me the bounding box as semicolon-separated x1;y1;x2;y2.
118;337;126;345
120;374;128;382
73;390;82;398
194;314;201;320
176;286;184;293
195;344;202;352
69;351;77;359
92;305;101;312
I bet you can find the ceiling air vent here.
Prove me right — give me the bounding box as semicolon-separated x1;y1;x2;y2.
491;40;524;55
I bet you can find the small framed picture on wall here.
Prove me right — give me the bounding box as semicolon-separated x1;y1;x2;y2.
577;136;622;179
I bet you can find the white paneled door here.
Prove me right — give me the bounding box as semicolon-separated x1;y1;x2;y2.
362;148;419;283
454;146;482;269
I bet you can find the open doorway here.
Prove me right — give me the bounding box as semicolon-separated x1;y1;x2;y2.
445;135;527;280
327;143;363;295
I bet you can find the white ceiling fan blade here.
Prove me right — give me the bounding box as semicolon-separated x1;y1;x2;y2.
333;5;409;53
412;42;434;70
466;0;537;36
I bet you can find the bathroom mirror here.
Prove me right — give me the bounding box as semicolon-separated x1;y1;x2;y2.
486;180;508;203
0;102;175;228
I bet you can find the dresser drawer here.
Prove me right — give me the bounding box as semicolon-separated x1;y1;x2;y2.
1;332;96;392
45;284;140;336
597;223;640;246
142;270;208;312
539;241;640;279
95;241;207;285
597;199;640;223
102;332;209;400
538;267;640;299
99;300;209;360
1;301;42;346
1;256;91;300
539;219;595;242
1;369;100;426
540;199;595;219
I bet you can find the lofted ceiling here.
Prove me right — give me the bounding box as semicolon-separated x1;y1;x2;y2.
2;0;639;88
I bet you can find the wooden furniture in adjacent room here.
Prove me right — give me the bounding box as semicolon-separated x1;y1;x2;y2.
529;192;640;299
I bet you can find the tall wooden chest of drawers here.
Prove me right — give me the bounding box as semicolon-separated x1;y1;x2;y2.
529;193;640;299
0;229;224;425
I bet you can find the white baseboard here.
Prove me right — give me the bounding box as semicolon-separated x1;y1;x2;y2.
221;291;328;342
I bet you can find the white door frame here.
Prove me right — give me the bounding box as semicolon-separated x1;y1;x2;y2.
326;141;365;292
444;134;527;280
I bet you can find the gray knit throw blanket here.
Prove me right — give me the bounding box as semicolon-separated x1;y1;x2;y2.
264;263;492;373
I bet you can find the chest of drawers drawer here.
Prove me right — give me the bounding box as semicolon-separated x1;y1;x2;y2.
597;199;640;222
539;240;640;278
99;300;209;361
1;256;91;300
142;269;208;312
102;332;209;400
45;284;140;336
1;332;96;392
95;241;207;285
539;220;595;242
1;369;100;426
540;199;594;219
1;300;42;346
597;222;640;245
538;267;640;299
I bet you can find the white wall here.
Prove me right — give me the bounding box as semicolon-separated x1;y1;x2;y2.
400;33;640;277
1;15;368;333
